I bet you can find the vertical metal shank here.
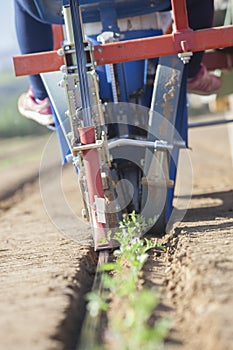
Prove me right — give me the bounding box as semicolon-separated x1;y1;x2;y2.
79;126;111;250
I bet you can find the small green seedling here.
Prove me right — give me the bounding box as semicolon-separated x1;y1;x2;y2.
86;212;170;349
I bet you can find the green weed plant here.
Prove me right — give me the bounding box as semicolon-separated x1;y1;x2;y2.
86;212;170;350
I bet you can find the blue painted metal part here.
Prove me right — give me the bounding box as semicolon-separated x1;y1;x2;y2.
98;1;119;32
34;0;171;24
166;66;188;220
41;72;72;164
141;55;186;231
79;0;171;23
53;110;71;163
88;29;162;102
146;55;185;143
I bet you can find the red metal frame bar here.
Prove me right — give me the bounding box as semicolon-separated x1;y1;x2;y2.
13;26;233;76
93;26;233;65
13;2;233;77
171;0;190;32
13;50;64;77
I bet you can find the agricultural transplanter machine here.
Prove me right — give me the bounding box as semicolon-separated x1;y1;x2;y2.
13;0;233;250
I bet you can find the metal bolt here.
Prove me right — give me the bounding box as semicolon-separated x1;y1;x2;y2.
81;208;87;219
178;51;193;64
60;65;67;73
57;48;64;56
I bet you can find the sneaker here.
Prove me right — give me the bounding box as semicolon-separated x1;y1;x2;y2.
18;88;54;126
187;64;221;95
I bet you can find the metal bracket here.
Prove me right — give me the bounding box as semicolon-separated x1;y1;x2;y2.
72;139;104;154
178;51;193;64
94;196;106;224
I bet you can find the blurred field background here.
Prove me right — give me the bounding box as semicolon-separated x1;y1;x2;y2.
0;2;50;139
0;63;50;197
0;70;50;138
0;2;50;188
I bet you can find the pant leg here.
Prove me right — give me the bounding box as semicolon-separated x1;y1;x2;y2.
186;0;214;77
14;0;54;99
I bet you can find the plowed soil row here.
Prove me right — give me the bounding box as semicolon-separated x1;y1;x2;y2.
0;119;232;349
144;121;233;349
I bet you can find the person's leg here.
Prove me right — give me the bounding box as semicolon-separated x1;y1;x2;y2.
186;0;214;78
186;0;221;94
14;0;55;125
14;0;53;100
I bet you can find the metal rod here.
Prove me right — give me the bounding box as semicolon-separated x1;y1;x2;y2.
107;138;185;150
63;5;74;44
108;138;155;149
70;0;92;126
188;119;233;128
